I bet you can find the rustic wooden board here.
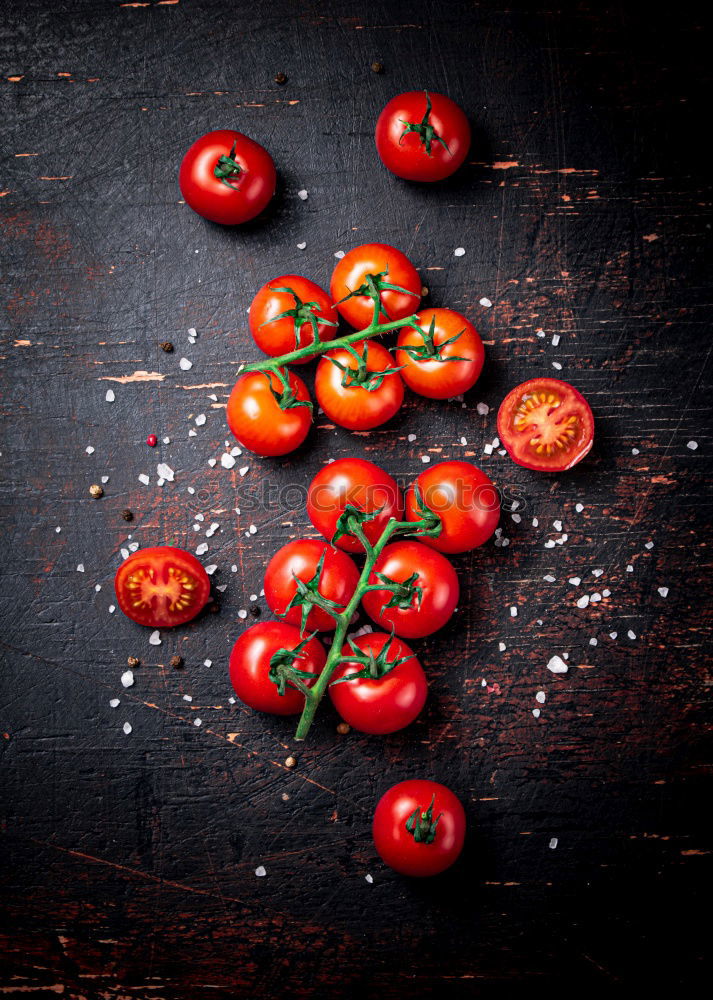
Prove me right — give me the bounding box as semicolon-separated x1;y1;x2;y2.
1;1;711;993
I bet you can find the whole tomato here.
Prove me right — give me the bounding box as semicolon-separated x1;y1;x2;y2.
361;540;459;638
306;458;404;553
396;308;484;399
114;546;211;627
249;275;338;361
179;129;276;224
229;621;326;716
405;460;500;554
372;779;466;876
315;341;404;431
328;632;427;735
227;368;312;457
264;539;360;632
330;243;421;330
375;91;471;182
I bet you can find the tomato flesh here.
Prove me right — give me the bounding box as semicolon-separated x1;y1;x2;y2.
497;377;594;472
115;546;210;627
372;779;466;877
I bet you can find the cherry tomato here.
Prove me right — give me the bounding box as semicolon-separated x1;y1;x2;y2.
396;308;484;399
375;91;471;183
306;458;404;554
405;460;499;554
329;633;427;735
362;541;459;639
114;546;210;627
249;275;338;362
179;129;276;225
497;377;595;472
264;539;360;632
229;621;326;716
330;243;421;329
315;341;404;431
372;779;466;877
227;368;312;457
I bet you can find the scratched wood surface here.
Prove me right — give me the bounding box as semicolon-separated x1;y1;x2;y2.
1;1;712;994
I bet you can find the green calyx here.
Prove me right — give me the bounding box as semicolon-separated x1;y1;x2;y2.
330;632;413;686
267;367;314;414
406;484;442;539
399;91;451;158
284;549;343;634
332;502;382;548
372;570;422;611
337;267;419;323
260;285;338;352
399;315;468;364
214;141;244;189
328;343;403;392
268;632;320;697
405;794;443;844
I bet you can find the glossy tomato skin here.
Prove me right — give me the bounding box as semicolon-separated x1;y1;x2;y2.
330;243;421;329
373;779;466;877
227;369;312;457
497;377;595;472
114;546;211;627
405;460;500;554
264;539;360;632
362;541;459;639
375;92;471;182
229;621;326;715
396;308;484;399
306;458;404;553
329;633;427;735
249;275;337;362
315;341;404;431
179;129;276;225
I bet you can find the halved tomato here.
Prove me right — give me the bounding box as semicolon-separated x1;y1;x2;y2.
497;377;594;472
115;546;211;627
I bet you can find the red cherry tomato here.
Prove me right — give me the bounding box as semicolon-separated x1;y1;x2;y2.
179;129;276;225
330;243;421;329
114;546;210;627
249;275;338;362
405;460;499;554
329;633;427;735
375;91;471;183
361;541;459;639
497;377;595;472
372;779;466;877
264;539;360;632
229;621;326;716
306;458;404;554
315;341;404;431
396;308;484;399
226;368;312;457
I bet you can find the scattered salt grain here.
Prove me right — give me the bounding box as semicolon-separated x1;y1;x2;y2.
568;577;581;586
231;446;241;456
476;402;489;416
484;443;493;456
189;430;197;437
627;630;637;640
249;524;257;534
510;606;518;618
543;574;556;583
454;247;465;257
216;584;227;593
204;659;212;667
536;691;546;704
602;589;611;597
536;328;546;338
297;189;308;200
163;436;170;444
687;440;698;450
221;453;236;469
532;708;541;718
590;592;602;603
532;518;538;527
149;630;161;646
576;595;590;609
208;458;217;467
334;250;345;259
592;568;603;577
498;642;506;652
105;389;115;402
553;520;563;532
194;718;202;727
365;874;374;884
183;695;192;702
55;526;61;533
609;631;618;639
187;487;195;495
205;565;217;575
547;655;568;674
551;334;561;347
658;586;669;598
645;541;654;550
511;513;521;523
421;455;431;464
626;564;633;573
109;698;120;708
250;593;258;602
632;447;640;455
479;297;492;308
109;605;115;613
179;358;193;371
188;328;197;338
238;609;247;619
195;414;206;426
297;241;307;250
575;503;584;513
138;473;150;486
255;866;267;877
196;542;208;555
231;565;238;573
460;436;467;446
76;563;85;573
206;522;219;537
239;466;249;477
123;722;132;735
549;838;558;850
589;637;598;646
544;540;556;548
157;463;174;482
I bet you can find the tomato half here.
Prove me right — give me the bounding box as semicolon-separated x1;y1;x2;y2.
362;541;459;639
372;779;466;877
330;243;421;329
497;377;595;472
227;368;312;457
179;129;276;225
249;275;338;362
229;621;326;716
114;546;211;627
396;308;484;399
264;539;360;632
315;341;404;431
306;458;404;554
328;633;427;735
405;460;500;554
375;91;471;183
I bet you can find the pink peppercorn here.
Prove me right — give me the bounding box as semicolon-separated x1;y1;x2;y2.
146;434;158;447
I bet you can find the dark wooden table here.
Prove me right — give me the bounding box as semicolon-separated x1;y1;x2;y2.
2;2;711;994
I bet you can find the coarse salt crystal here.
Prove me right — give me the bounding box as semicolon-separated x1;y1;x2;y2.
627;630;637;640
194;718;202;726
552;361;562;370
576;595;590;609
163;436;170;444
532;708;541;718
454;247;465;257
189;429;197;437
687;440;698;450
551;334;560;346
536;691;546;704
123;722;132;735
476;402;489;416
249;524;257;534
543;574;556;582
334;250;345;259
602;588;610;597
221;453;236;469
297;189;308;200
196;543;208;555
138;474;150;486
589;637;598;646
498;642;506;652
544;540;555;548
592;568;603;577
479;296;492;307
121;670;134;688
532;518;539;527
255;865;267;877
238;609;247;619
421;455;431;463
187;487;195;495
645;541;654;550
55;526;61;533
208;458;217;467
511;513;521;523
632;448;640;455
231;446;241;456
549;838;558;850
547;655;568;674
77;563;85;573
204;659;212;667
569;577;581;586
553;520;563;532
609;631;618;639
658;586;669;598
626;564;633;573
239;466;249;477
460;436;467;446
195;414;206;426
297;241;307;250
109;698;120;708
510;606;517;618
484;444;493;456
109;605;115;613
149;630;161;645
105;389;115;402
365;874;374;884
536;328;546;338
231;565;238;573
179;358;193;371
205;564;217;575
188;328;197;337
590;592;602;603
157;463;174;481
